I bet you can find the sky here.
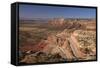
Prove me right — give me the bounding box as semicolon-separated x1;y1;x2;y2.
19;4;96;20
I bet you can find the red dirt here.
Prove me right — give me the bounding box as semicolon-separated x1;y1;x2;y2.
20;41;48;52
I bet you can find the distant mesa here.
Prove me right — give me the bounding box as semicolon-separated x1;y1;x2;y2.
49;18;65;27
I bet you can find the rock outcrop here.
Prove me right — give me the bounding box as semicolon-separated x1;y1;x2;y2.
49;18;65;27
42;29;86;60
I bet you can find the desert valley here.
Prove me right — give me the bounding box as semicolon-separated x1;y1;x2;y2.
18;18;96;64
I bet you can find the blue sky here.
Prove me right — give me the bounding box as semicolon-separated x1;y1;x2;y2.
19;4;96;20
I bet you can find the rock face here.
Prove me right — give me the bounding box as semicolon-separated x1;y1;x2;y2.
42;30;86;60
69;34;86;59
42;35;74;59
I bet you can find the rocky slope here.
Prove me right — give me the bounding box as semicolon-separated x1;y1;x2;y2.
19;18;96;63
